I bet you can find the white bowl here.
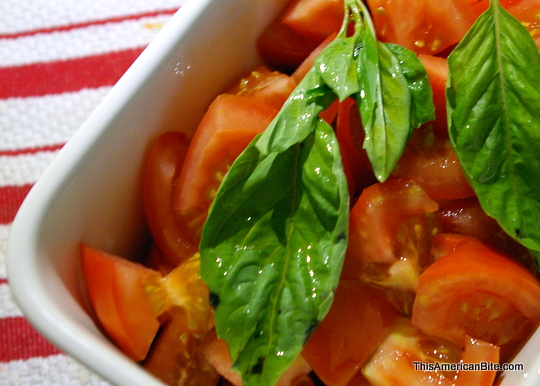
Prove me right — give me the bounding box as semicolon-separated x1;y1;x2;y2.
6;0;540;385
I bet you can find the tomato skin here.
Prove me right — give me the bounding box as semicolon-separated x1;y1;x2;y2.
343;179;439;308
201;330;312;386
418;54;449;139
173;94;278;235
80;244;161;362
391;126;475;200
367;0;477;55
282;0;344;43
455;336;500;386
291;32;336;84
302;280;399;386
436;198;538;272
257;18;320;74
144;131;197;266
335;97;377;198
412;236;540;361
143;307;219;386
225;66;297;110
362;317;462;386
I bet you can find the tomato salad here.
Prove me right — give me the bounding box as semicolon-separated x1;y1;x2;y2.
80;0;540;385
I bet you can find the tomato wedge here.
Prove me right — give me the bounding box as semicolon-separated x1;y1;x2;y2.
144;131;197;266
173;94;278;238
200;330;312;386
362;317;463;386
343;178;439;309
302;280;399;386
455;336;500;386
80;244;161;361
143;307;219;385
391;126;475;200
225;66;296;110
281;0;344;43
412;235;540;361
418;54;449;138
257;18;320;74
366;0;477;55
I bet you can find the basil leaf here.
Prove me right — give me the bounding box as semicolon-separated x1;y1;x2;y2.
255;68;335;155
447;0;540;255
200;119;349;386
315;36;360;101
385;43;435;128
355;2;434;182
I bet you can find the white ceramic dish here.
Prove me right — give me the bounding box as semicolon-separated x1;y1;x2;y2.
6;0;540;385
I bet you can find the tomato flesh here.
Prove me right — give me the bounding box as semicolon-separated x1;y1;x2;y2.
391;126;475;200
412;236;540;361
282;0;344;43
173;94;278;239
418;54;449;139
80;244;161;362
343;178;439;312
257;18;320;74
144;131;197;266
225;66;297;110
302;280;399;386
367;0;477;55
362;317;463;386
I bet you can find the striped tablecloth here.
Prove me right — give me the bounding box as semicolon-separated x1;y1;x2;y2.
0;0;185;384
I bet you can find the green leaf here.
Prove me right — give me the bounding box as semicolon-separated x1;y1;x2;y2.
447;0;540;255
255;68;335;155
200;119;349;386
355;2;434;182
385;43;435;128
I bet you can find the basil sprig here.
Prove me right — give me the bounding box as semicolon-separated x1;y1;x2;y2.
447;0;540;259
199;1;434;384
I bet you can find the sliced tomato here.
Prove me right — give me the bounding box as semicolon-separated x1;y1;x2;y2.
418;54;449;139
173;94;278;238
455;336;500;386
367;0;477;55
225;66;296;110
412;236;540;361
436;198;538;271
281;0;344;43
144;243;177;276
200;330;312;386
143;307;219;386
144;131;198;266
335;97;376;198
362;317;463;386
343;179;439;308
391;126;475;200
291;32;336;84
257;18;320;74
302;280;399;386
80;244;161;362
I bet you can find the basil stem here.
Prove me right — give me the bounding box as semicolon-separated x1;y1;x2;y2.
447;0;540;259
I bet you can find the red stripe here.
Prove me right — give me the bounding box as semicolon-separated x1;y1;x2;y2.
0;317;62;362
0;144;65;157
0;184;33;225
0;279;7;285
0;8;179;39
0;48;144;99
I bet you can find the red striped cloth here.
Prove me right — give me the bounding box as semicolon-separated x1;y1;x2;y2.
0;1;184;384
